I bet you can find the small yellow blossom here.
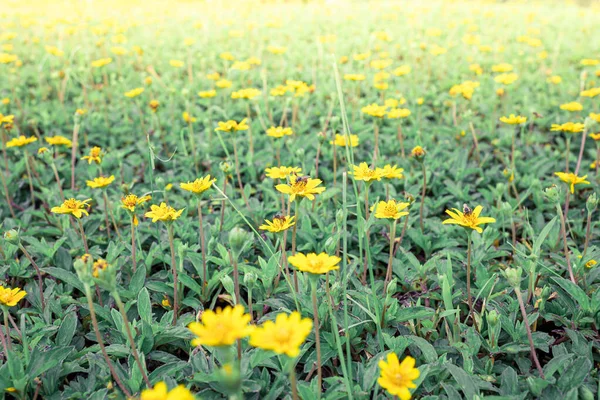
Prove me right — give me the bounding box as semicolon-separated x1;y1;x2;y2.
442;205;495;233
330;134;359;147
45;135;72;147
275;175;325;202
554;172;590;193
373;200;410;220
499;114;527;125
266;126;293;138
0;286;27;307
288;252;340;274
259;215;295;233
378;354;420;400
188;305;254;347
180;175;216;195
51;198;91;219
249;311;312;357
265;166;302;179
6;135;37;148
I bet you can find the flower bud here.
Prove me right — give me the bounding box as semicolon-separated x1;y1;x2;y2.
503;267;522;288
3;229;19;244
487;309;499;327
543;185;560;204
243;271;257;288
586;192;597;214
228;227;252;259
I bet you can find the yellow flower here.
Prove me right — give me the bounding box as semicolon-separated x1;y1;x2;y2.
198;90;217;98
76;108;88;116
449;81;480;99
547;75;562;84
145;202;184;223
0;286;27;307
416;98;424;105
183;112;196;123
270;85;290;96
2;98;9;105
387;108;411;119
259;215;295;233
288;252;340;274
265;166;302;179
353;52;370;61
111;46;128;56
266;126;293;138
590;113;600;123
393;65;411;76
249;311;312;357
580;88;600;98
188;305;254;347
51;198;91;219
373;200;410;220
206;72;220;80
267;45;287;55
45;135;72;147
554;172;590;194
581;59;600;66
215;79;232;89
149;100;160;112
411;146;426;158
351;162;383;182
45;45;64;57
91;57;112;68
121;194;152;213
161;297;171;308
231;88;261;100
560;102;583;112
361;103;387;118
377;164;404;179
215;119;249;132
494;73;518;85
491;63;513;72
589;133;600;141
276;175;325;202
330;134;359;147
378;354;420;400
169;59;184;68
550;122;585;133
82;146;103;164
499;114;527;125
344;74;366;81
87;175;115;189
6;135;37;148
443;205;496;233
231;61;251;71
140;381;195;400
180;175;216;195
586;260;597;269
125;87;144;98
38;147;49;155
370;59;393;70
92;258;108;278
246;56;261;65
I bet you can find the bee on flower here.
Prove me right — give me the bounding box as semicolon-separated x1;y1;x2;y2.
259;214;295;233
275;174;325;202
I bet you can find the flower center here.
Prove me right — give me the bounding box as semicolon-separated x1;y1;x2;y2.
64;199;78;209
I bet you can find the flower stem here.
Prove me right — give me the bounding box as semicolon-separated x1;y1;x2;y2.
310;278;322;398
84;287;131;397
372;122;379;165
289;358;299;400
103;191;121;239
3;309;12;351
112;291;152;388
131;219;137;273
514;287;545;378
232;138;250;210
291;200;300;292
77;219;89;253
167;224;179;325
556;203;576;283
70;120;80;190
50;160;64;201
24;150;35;205
0;168;15;218
361;184;370;284
198;200;208;300
419;163;427;233
18;244;45;312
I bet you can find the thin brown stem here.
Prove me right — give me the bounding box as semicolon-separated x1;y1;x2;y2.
515;287;545;378
419;163;427;233
167;225;178;325
77;219;89;253
311;280;322;397
557;204;576;283
18;244;45;312
198;201;208;299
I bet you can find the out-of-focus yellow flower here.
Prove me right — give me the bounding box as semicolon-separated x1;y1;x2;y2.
581;59;599;66
388;108;411;119
140;381;195;400
586;260;597;269
393;65;411;76
220;52;235;61
82;146;103;164
145;202;184;223
231;61;251;71
491;63;513;73
449;81;480;100
215;79;232;89
231;88;261;99
494;73;518;85
267;45;287;55
370;59;393;70
45;45;64;57
560;102;583;112
6;135;37;148
555;172;590;193
183;112;196;123
149;99;160;112
551;122;585;133
353;52;370;61
361;103;387;118
198;90;216;98
91;57;112;68
499;114;527;125
411;146;426;158
330;134;359;147
206;72;220;80
266;126;293;138
45;135;72;147
215;119;249;132
169;59;184;68
125;87;144;98
581;88;600;98
344;74;366;81
265;166;302;179
110;46;128;56
590;113;600;123
86;175;115;189
547;75;562;84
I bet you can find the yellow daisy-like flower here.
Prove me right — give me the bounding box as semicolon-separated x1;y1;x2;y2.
169;59;184;68
499;114;527;125
585;260;597;269
547;75;562;85
215;119;249;132
589;113;600;123
581;59;600;66
198;90;217;98
377;164;404;179
180;175;216;195
494;73;518;85
51;198;91;219
393;65;411;76
141;381;195;400
82;146;103;164
361;103;387;118
249;311;312;357
589;133;600;141
351;162;383;182
443;205;496;233
145;202;184;223
231;88;261;100
91;57;112;68
45;135;72;147
554;172;590;194
387;108;411;119
411;146;426;158
265;166;302;179
6;135;37;148
187;305;254;347
491;63;513;73
86;175;115;189
344;74;366;81
0;286;27;307
288;252;341;274
259;215;295;233
266;126;293;138
121;194;152;213
560;102;583;112
124;87;144;98
330;134;359;147
580;88;600;98
183;112;196;123
267;45;287;55
275;175;325;202
550;122;585;133
378;354;420;400
373;200;410;220
215;79;232;89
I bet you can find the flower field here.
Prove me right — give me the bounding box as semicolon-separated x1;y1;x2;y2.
1;0;600;398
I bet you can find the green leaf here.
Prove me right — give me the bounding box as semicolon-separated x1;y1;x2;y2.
56;312;78;346
42;267;84;293
551;277;590;312
26;346;73;378
445;363;478;400
137;287;152;324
